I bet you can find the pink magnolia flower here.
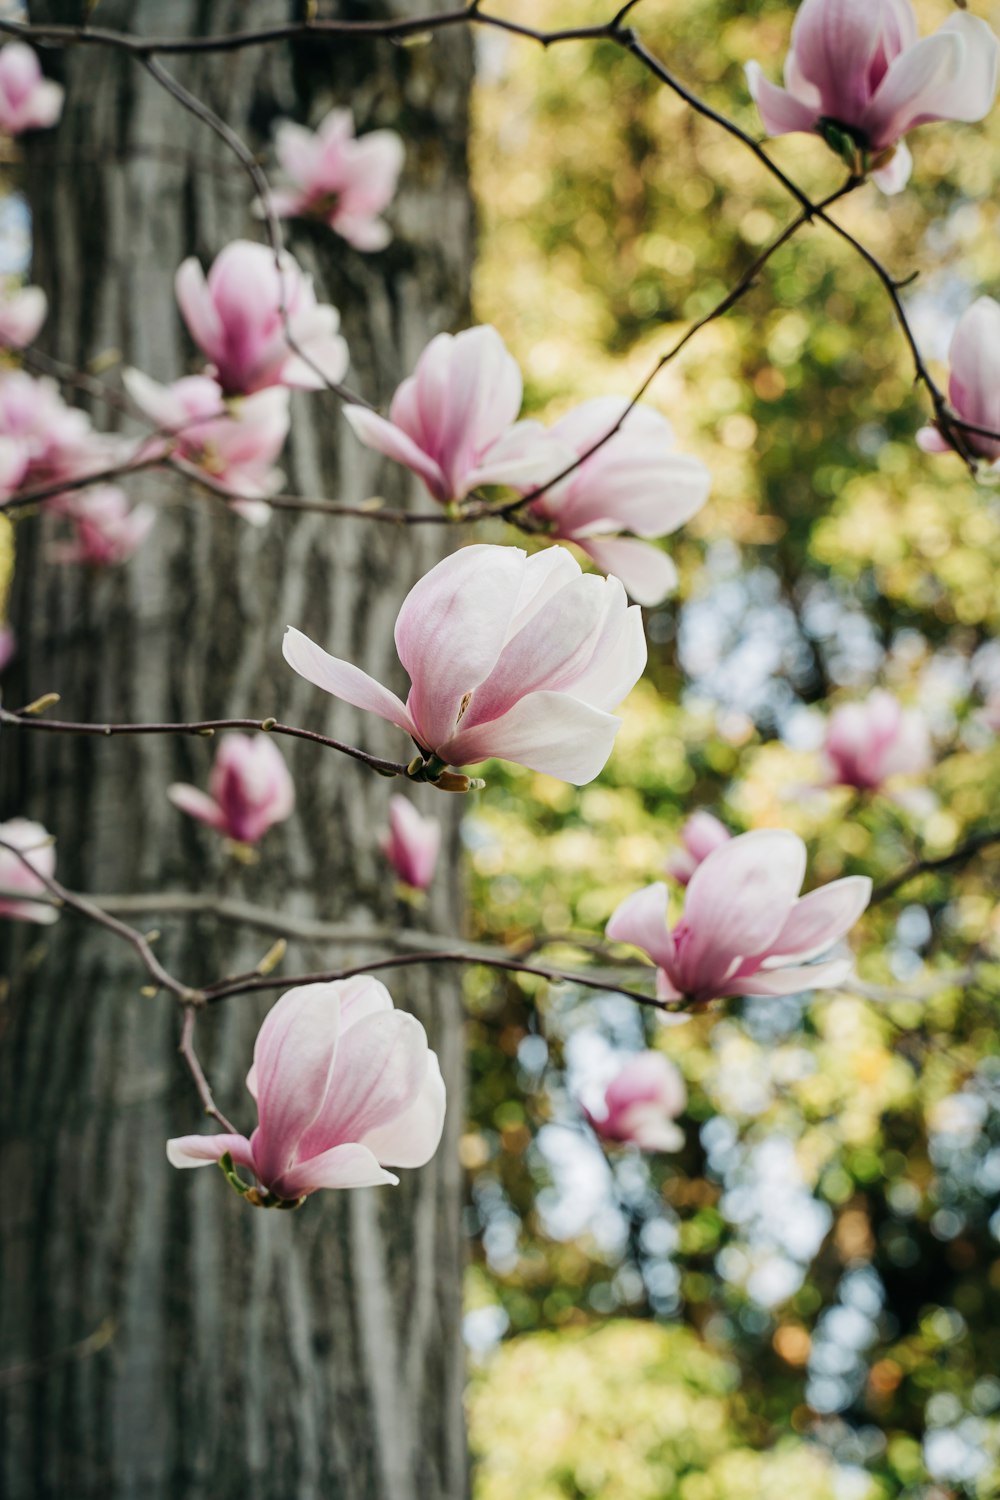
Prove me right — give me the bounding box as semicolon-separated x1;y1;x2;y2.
283;543;647;785
0;282;46;349
175;239;349;396
263;109;404;251
821;690;931;791
122;368;289;522
0;371;118;493
524;398;711;606
380;795;441;890
0;435;28;501
665;811;732;885
0;817;57;925
342;325;557;505
168;733;295;845
584;1052;687;1152
917;298;1000;464
746;0;998;194
607;829;871;1003
167;976;446;1202
0;625;14;672
0;43;63;136
55;486;155;567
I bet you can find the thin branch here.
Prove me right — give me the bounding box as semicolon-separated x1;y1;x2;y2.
0;706;409;780
201;948;673;1012
872;826;1000;903
0;837;199;1001
179;1007;238;1132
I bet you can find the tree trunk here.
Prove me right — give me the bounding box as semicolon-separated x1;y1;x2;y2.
0;5;473;1497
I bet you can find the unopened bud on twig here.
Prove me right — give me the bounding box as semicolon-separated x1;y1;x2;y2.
19;692;60;716
256;938;286;976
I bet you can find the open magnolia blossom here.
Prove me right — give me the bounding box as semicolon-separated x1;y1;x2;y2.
262;109;404;251
168;733;295;845
343;324;557;505
821;690;930;791
123;369;289;522
167;976;446;1203
664;810;732;885
747;0;998;193
0;282;47;350
0;818;57;925
53;485;155;567
584;1052;687;1152
175;239;349;396
607;829;871;1003
0;371;120;494
917;298;1000;465
283;543;646;785
381;794;441;891
0;43;63;136
523;398;711;606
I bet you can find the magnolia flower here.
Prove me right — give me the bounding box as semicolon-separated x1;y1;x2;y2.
283;543;647;785
263;109;404;251
343;325;556;505
0;818;57;925
0;282;46;349
55;486;155;567
524;398;711;606
821;690;931;791
664;811;732;885
0;371;118;492
168;733;295;845
607;829;871;1003
917;298;1000;465
168;976;446;1203
175;239;349;396
380;795;441;891
584;1052;687;1152
746;0;998;194
123;369;289;521
0;43;63;136
0;624;14;672
0;435;28;501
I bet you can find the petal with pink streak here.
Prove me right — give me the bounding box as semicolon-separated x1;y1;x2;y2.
465;572;612;727
297;1009;428;1159
734;956;854;997
791;0;884;119
393;544;526;750
342;404;448;499
949;298;1000;446
361;1051;447;1169
251;983;344;1186
681;830;806;986
575;536;678;607
561;590;647;712
443;689;622;783
282;626;417;739
280;1142;399;1197
166;1133;256;1171
606;882;675;971
763;875;872;966
746;62;822;135
166;783;227;833
174;257;224;358
337;974;396;1033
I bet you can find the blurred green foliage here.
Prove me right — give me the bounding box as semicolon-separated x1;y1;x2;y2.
466;1;1000;1496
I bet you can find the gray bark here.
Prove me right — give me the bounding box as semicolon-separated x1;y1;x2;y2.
0;4;473;1497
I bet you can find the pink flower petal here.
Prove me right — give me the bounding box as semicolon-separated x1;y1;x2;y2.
763;875;872;966
605;882;674;971
282;625;417;738
279;1142;399;1196
166;1133;256;1171
443;690;622;783
680;830;806;987
361;1051;447;1168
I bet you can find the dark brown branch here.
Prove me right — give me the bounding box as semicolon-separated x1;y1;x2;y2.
872;826;1000;903
0;705;409;780
179;1007;238;1132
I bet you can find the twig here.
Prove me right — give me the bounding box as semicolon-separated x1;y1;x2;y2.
872;826;1000;903
179;1006;238;1132
0;707;408;780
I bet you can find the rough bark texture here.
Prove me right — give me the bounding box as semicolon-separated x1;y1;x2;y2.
0;4;473;1497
